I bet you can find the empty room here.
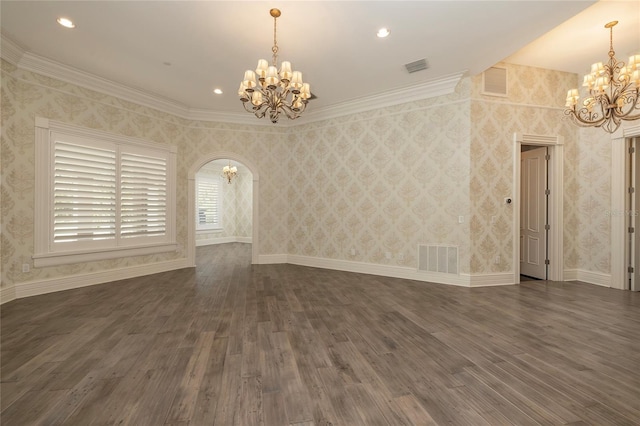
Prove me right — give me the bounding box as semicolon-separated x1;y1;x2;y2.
1;1;640;425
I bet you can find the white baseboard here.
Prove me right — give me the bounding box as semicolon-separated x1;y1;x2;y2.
564;269;611;287
196;236;252;246
258;254;288;264
467;273;515;287
13;258;192;300
287;255;471;286
563;269;578;281
0;285;17;304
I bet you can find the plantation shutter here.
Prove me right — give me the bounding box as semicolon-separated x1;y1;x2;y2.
53;140;117;244
196;177;222;229
120;151;168;239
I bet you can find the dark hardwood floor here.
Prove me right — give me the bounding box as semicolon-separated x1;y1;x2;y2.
2;243;640;425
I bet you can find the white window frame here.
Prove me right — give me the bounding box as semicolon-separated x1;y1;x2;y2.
33;118;177;267
196;174;223;231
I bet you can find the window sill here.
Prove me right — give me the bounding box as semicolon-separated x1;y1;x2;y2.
33;242;178;268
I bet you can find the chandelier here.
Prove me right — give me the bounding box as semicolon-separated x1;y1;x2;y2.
565;21;640;133
238;8;311;123
222;161;237;184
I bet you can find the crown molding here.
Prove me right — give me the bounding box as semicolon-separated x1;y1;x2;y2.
299;72;466;124
1;33;464;127
0;34;26;65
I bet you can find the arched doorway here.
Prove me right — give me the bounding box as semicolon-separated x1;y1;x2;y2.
187;152;259;266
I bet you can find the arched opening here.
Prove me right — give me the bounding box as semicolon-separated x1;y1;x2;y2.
187;152;259;266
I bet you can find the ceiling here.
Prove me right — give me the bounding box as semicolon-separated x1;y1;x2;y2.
1;1;639;123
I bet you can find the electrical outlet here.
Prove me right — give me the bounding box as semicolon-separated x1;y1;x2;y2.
22;263;30;273
458;215;464;223
491;215;497;224
397;253;404;261
494;255;500;264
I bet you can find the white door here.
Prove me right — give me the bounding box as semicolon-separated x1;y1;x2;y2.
520;147;548;279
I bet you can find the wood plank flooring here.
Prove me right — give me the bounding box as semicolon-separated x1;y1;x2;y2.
2;243;640;425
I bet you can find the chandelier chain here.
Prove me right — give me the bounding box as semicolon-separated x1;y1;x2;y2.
272;14;279;67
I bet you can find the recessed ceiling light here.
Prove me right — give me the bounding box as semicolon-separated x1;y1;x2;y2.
56;17;75;29
377;28;390;38
213;88;223;95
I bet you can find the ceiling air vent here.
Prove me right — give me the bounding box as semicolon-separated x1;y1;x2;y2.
405;58;429;74
482;66;508;97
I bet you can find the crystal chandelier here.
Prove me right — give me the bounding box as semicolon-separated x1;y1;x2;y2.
238;8;311;123
222;161;237;184
565;21;640;133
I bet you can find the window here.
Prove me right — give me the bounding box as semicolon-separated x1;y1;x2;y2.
196;175;222;230
34;118;177;267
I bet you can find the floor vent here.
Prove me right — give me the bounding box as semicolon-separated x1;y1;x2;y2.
418;244;459;274
482;66;508;96
405;58;429;74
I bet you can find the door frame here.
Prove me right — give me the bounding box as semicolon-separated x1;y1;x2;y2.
513;133;564;283
611;123;640;290
520;146;549;280
187;151;260;266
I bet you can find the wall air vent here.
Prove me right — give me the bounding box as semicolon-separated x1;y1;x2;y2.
405;58;429;74
482;66;508;96
418;244;458;274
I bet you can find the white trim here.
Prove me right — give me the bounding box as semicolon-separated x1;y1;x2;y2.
33;243;178;267
196;236;251;247
611;123;640;290
1;34;463;127
12;259;191;300
513;133;564;283
564;269;612;288
299;72;465;124
0;35;25;65
287;255;471;287
258;254;288;264
188;152;259;266
0;286;17;305
467;273;515;287
34;118;178;266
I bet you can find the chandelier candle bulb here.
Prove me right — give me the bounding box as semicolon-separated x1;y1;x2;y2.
243;70;257;88
266;66;279;86
252;91;263;106
290;71;303;90
256;59;269;78
280;61;292;80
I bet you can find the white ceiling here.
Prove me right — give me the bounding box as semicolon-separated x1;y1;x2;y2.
1;1;639;122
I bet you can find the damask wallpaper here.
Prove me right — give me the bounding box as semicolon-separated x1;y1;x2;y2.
285;83;472;272
0;56;614;299
1;58;286;290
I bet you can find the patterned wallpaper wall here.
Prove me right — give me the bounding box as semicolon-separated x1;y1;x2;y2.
1;56;613;292
235;171;253;238
1;59;285;288
469;63;586;274
286;83;472;272
576;127;612;274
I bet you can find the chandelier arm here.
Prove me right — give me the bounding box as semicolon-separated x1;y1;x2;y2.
564;108;606;128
